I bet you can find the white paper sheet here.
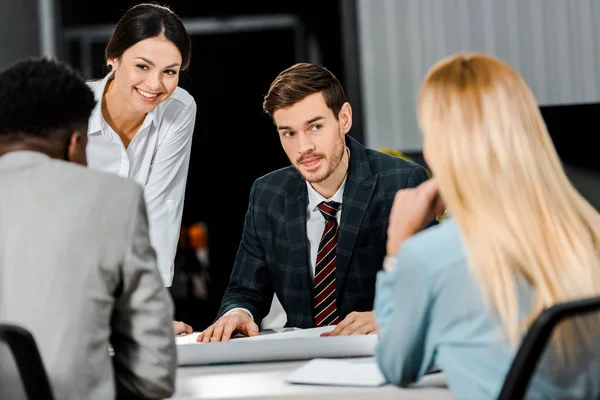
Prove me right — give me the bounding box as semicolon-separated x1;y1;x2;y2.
175;331;202;345
285;357;386;387
176;330;377;366
233;326;335;341
175;326;335;345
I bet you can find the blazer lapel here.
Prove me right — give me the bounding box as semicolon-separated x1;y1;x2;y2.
336;135;376;298
284;175;313;308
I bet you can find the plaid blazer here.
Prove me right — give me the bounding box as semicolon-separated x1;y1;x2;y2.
218;135;433;328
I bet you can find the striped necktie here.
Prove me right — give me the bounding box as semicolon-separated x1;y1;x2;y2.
313;200;342;326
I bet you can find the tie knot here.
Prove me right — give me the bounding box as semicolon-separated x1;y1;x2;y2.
317;201;340;221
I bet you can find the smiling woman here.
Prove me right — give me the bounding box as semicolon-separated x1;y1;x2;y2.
85;4;197;305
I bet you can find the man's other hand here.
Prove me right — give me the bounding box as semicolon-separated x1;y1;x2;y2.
320;311;378;336
173;320;193;335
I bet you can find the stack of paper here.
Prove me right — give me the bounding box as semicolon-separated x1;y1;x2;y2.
285;358;448;389
175;325;334;345
175;327;378;366
285;357;387;387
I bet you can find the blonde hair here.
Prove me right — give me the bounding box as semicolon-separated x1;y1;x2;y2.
418;53;600;346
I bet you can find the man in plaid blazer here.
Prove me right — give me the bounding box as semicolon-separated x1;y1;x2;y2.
198;63;434;342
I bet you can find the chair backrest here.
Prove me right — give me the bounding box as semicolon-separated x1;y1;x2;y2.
497;296;600;400
0;323;55;400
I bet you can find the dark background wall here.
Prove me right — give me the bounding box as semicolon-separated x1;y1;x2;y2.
58;0;360;324
0;0;40;69
3;0;594;327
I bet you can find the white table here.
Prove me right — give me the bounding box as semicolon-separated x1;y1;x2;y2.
170;358;452;400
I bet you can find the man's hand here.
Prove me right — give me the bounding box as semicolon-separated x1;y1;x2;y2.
387;179;444;256
196;310;259;342
173;320;193;335
320;311;378;336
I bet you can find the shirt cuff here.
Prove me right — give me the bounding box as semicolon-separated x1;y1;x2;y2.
224;308;254;321
161;272;174;287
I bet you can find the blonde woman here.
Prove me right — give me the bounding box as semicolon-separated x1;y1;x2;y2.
375;53;600;399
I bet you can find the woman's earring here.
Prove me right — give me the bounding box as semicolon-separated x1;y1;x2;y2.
106;64;113;71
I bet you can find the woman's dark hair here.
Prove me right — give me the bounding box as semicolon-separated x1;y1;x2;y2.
105;3;191;70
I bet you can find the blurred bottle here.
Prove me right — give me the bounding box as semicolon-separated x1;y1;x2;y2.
187;222;211;300
171;222;211;301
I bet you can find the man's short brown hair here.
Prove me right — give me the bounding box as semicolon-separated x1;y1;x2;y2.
263;63;347;120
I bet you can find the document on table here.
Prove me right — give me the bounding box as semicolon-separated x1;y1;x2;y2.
175;332;202;345
175;326;377;366
175;325;334;345
232;325;335;341
285;357;387;387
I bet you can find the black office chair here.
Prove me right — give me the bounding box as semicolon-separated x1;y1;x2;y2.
0;323;55;400
497;296;600;400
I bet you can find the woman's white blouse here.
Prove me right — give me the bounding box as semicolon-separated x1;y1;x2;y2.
86;72;197;286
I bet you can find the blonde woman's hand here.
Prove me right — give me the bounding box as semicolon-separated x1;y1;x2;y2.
387;179;443;256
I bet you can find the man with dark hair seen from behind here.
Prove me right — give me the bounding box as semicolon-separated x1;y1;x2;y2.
0;58;176;399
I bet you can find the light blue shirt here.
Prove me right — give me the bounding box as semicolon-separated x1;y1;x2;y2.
374;218;600;399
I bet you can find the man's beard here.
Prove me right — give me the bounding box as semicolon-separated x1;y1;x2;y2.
294;136;345;183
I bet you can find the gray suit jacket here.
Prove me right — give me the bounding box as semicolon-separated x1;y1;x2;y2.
0;151;176;400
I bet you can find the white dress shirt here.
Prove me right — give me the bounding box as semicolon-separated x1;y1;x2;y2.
305;178;346;278
86;72;197;286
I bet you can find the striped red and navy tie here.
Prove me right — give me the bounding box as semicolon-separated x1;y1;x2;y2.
313;200;342;327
